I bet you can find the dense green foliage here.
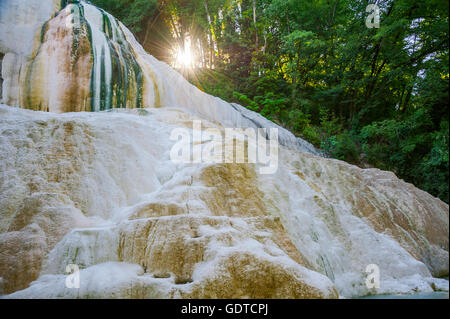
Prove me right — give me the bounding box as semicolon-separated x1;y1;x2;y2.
92;0;449;203
91;0;157;33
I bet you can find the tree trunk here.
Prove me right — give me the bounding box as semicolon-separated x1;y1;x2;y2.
204;0;216;68
252;0;258;49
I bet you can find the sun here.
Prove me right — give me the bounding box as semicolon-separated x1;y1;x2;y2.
175;47;194;68
173;36;196;69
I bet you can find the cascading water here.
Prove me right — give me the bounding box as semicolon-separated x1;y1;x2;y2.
81;2;113;111
80;1;143;110
16;0;143;112
103;9;143;109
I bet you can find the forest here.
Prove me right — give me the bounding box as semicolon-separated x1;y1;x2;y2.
91;0;449;203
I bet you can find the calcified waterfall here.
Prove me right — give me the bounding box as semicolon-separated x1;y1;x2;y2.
0;0;448;298
83;2;113;111
82;2;144;111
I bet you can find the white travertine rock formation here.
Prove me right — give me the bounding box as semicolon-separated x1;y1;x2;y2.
0;104;448;298
0;0;448;299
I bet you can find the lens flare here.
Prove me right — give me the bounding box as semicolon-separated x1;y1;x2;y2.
175;47;193;68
